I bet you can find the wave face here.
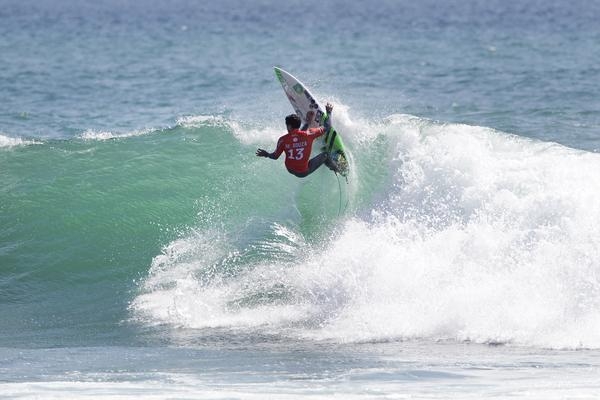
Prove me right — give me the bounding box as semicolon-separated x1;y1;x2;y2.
3;110;600;349
3;109;600;349
120;112;600;350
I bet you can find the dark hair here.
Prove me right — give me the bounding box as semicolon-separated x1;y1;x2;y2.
285;114;301;129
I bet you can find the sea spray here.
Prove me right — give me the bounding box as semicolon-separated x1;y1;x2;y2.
132;114;600;349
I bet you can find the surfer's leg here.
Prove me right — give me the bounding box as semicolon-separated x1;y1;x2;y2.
289;153;337;178
308;152;340;174
306;152;329;175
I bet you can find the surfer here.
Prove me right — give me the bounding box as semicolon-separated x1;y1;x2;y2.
256;103;340;177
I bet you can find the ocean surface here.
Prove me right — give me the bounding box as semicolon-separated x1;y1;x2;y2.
2;0;600;398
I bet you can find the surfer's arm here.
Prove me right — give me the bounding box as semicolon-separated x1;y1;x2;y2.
301;111;316;130
322;108;332;132
308;104;333;138
323;103;333;131
303;103;333;132
256;137;284;160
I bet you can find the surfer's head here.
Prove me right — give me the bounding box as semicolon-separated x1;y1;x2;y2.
285;114;301;130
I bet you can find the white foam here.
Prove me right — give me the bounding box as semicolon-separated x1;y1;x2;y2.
79;128;153;141
305;118;600;348
4;361;600;399
0;375;435;400
132;114;600;349
176;114;226;128
176;113;279;146
0;133;40;148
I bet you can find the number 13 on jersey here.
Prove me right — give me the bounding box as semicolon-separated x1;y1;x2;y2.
287;147;305;160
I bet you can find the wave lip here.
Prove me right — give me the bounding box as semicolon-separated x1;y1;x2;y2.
0;133;41;148
176;115;228;128
78;128;154;141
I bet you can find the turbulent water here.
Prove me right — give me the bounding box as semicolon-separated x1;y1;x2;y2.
2;0;600;398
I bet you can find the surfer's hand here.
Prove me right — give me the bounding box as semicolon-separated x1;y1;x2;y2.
325;103;333;114
256;149;269;158
306;111;315;122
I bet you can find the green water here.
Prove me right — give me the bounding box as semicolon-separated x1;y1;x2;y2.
1;121;375;346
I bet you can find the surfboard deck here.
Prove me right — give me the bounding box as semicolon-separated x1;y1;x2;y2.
274;67;349;177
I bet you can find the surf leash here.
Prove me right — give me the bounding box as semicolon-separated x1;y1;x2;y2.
335;172;350;217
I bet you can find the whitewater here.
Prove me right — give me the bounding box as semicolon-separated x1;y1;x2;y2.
4;111;600;398
3;0;600;398
130;111;600;350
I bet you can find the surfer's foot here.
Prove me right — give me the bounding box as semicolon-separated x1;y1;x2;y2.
325;153;341;173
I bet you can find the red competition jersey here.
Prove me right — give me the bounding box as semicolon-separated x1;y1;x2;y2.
273;127;326;173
